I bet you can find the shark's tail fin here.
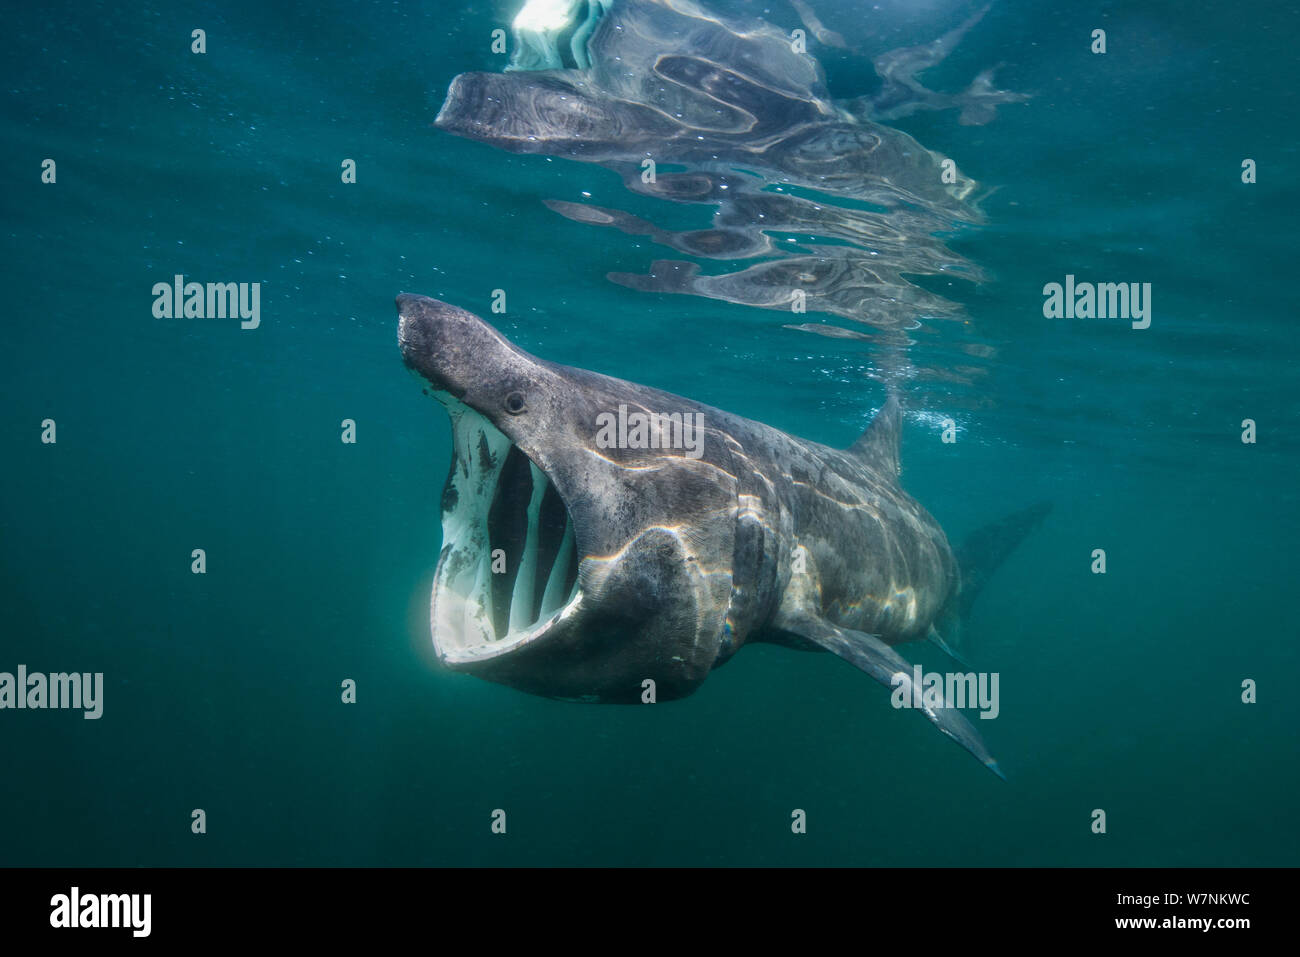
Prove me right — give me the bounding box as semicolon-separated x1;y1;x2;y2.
953;502;1051;620
930;502;1051;658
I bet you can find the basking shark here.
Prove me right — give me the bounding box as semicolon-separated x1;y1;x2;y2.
398;293;1047;778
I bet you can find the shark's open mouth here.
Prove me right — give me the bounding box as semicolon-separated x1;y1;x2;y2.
432;394;582;664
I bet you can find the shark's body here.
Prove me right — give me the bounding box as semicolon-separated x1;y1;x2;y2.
398;294;1046;777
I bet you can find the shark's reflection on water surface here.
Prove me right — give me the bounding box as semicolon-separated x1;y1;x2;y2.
435;0;1027;391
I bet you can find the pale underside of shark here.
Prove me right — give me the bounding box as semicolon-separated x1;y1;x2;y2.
398;294;1047;779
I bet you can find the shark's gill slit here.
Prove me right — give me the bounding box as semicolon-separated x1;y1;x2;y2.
486;445;532;638
436;399;582;654
536;484;575;617
507;460;548;635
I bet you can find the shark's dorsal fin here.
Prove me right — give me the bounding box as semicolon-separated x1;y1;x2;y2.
849;395;901;476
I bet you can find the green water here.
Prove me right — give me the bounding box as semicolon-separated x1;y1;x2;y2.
1;0;1296;866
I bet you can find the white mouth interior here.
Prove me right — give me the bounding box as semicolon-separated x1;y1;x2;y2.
432;395;582;662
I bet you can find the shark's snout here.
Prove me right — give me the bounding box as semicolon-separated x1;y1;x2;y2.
397;294;453;396
396;292;445;366
397;293;500;398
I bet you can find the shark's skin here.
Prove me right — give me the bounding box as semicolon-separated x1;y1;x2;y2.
398;293;1040;778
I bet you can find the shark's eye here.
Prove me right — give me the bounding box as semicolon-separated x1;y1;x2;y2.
504;391;527;415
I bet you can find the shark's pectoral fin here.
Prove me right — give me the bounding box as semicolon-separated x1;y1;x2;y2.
773;610;1004;780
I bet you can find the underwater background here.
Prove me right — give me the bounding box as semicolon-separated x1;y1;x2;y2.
1;0;1297;866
